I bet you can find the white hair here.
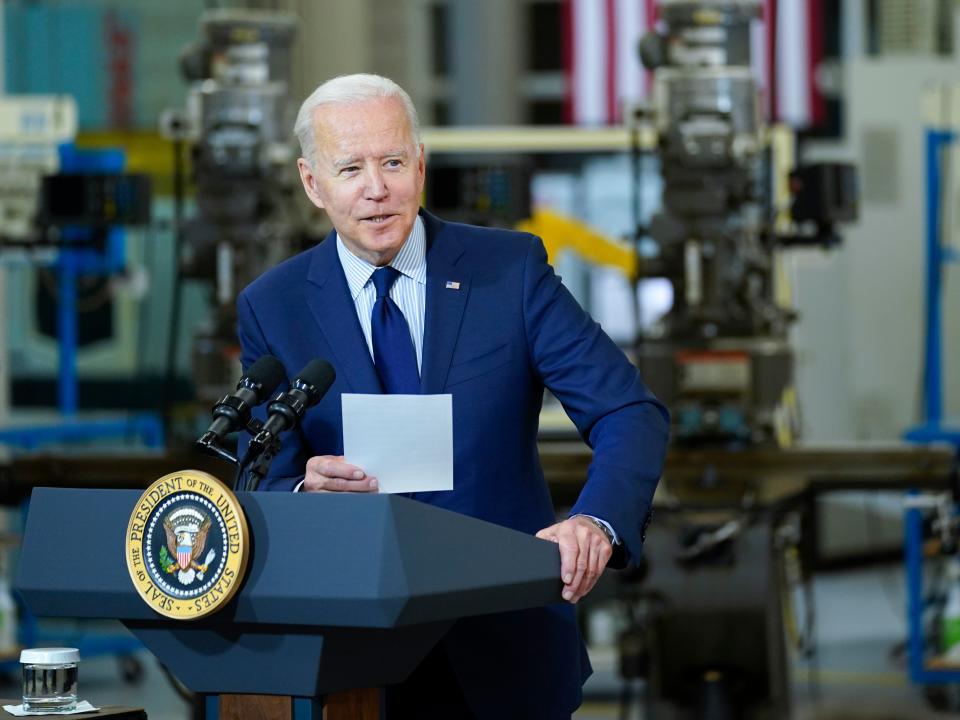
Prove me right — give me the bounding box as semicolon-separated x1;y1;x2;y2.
293;73;421;167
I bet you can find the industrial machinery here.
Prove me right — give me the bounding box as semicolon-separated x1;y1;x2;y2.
623;2;857;718
0;98;157;681
163;8;306;406
417;7;860;712
0;97;75;428
0;96;163;449
636;0;857;447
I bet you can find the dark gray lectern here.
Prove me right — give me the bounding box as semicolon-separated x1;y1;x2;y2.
17;487;563;719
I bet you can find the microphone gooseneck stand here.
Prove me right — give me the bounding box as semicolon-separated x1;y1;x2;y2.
198;358;337;492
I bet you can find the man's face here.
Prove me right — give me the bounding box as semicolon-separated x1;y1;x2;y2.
297;96;425;266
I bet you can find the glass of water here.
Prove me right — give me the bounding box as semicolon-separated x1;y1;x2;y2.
21;647;79;712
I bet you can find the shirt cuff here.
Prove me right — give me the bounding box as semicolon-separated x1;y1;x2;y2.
575;514;620;545
293;479;305;492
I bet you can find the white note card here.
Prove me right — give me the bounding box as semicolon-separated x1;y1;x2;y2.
342;393;453;494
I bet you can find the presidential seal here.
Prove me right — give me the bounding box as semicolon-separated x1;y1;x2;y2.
125;470;249;620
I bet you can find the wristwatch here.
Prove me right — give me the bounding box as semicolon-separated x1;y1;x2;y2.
580;515;616;546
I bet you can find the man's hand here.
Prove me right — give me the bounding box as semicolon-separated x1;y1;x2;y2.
302;455;379;492
536;516;613;603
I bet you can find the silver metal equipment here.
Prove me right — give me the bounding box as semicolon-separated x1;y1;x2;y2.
635;513;794;720
163;8;304;405
623;3;856;718
635;0;856;447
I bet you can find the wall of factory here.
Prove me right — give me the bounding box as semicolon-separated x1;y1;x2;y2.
281;0;426;119
3;0;201;130
795;1;960;560
795;2;960;443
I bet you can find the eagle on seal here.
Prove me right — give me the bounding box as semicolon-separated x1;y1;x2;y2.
163;513;212;574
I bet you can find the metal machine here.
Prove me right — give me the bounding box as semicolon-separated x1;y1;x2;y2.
623;2;857;718
0;96;163;449
163;8;306;405
636;0;856;447
0;97;76;428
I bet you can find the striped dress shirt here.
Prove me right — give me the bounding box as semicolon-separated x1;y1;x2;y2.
336;215;427;371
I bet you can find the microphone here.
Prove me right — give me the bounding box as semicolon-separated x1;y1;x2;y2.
245;359;336;464
198;355;286;450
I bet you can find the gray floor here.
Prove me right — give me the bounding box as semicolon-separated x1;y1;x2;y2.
576;565;949;719
7;565;954;719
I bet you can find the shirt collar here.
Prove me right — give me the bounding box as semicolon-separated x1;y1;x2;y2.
336;214;426;300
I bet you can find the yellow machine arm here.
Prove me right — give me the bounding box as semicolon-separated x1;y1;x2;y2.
516;208;638;280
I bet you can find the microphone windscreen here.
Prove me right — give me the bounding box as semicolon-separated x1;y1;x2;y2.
243;355;287;402
296;359;337;397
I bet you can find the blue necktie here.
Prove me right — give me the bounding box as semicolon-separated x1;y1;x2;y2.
371;266;420;394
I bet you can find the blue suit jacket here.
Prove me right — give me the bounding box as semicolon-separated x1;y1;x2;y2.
236;209;669;718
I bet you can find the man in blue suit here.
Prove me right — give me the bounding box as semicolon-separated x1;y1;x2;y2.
237;74;668;719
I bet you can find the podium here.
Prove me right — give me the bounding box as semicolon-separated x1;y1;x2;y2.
17;487;563;718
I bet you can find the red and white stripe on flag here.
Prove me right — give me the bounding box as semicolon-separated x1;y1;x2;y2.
564;0;826;129
563;0;657;126
755;0;826;128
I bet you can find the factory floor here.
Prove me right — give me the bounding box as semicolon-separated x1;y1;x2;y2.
2;564;951;719
577;563;947;720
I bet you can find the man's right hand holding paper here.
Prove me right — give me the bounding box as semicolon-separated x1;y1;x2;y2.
302;455;379;493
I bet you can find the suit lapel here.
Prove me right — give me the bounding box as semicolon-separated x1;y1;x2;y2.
305;232;382;394
420;211;471;394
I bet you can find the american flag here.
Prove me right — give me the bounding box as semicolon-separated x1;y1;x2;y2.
762;0;827;128
562;0;826;129
563;0;656;125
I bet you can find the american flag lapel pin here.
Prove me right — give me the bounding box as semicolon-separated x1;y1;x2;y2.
445;280;461;290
